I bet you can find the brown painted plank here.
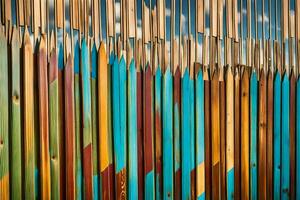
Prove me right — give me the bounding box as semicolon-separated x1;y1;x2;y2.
266;72;274;200
241;67;250;199
258;70;267;200
37;36;51;200
211;70;220;200
234;68;241;200
290;72;296;200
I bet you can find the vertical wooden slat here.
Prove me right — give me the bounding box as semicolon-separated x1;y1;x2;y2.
282;0;289;40
10;27;22;199
33;0;41;34
227;0;233;38
65;50;76;199
128;58;138;200
93;0;100;45
158;0;165;39
296;77;300;200
23;29;35;200
241;68;250;199
162;67;173;199
72;0;80;29
226;68;234;200
56;0;64;28
49;47;61;200
154;67;162;200
250;70;258;199
0;28;9;200
81;39;93;199
258;70;267;200
197;0;204;33
40;0;46;32
18;0;25;25
5;0;11;23
290;73;296;200
99;44;114;200
106;0;114;37
128;0;135;38
233;0;239;40
38;36;51;200
210;0;218;37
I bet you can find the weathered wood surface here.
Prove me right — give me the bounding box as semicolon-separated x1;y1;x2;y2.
0;29;9;200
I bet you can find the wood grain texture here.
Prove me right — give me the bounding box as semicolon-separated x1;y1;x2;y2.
258;70;267;200
81;39;93;199
93;0;100;44
0;29;9;200
266;72;274;200
23;29;35;199
197;0;204;33
226;68;234;200
72;0;80;29
173;67;181;200
10;28;22;199
211;71;220;200
65;52;76;199
234;69;241;199
99;46;114;200
106;0;114;37
56;0;64;28
128;58;138;200
37;37;51;200
290;73;296;200
154;67;162;200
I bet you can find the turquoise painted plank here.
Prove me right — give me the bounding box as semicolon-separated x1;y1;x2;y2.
155;67;162;200
250;71;258;200
128;59;138;200
119;56;127;151
195;69;205;199
296;77;300;200
190;75;195;198
281;73;290;200
273;72;281;199
74;40;83;200
181;69;191;200
91;44;99;200
163;67;174;200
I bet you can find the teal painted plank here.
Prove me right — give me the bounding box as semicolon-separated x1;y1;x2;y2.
281;73;290;200
119;56;127;155
155;67;163;200
181;69;191;200
195;69;205;199
190;75;195;198
250;71;258;199
91;44;99;200
128;59;138;200
273;72;281;199
163;67;174;200
74;40;83;200
297;77;300;200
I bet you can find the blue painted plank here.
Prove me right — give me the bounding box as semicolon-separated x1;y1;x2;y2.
273;72;281;199
281;73;290;200
250;71;258;200
181;69;191;200
195;69;205;199
163;67;174;200
128;59;138;200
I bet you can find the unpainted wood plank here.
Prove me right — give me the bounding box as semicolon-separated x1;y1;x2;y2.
72;0;80;29
33;0;41;33
218;0;223;38
144;2;150;43
197;0;204;33
282;0;289;40
128;0;135;37
40;0;46;32
233;0;239;41
210;0;218;37
152;6;158;39
93;0;100;45
18;0;25;25
25;0;31;25
106;0;114;37
158;0;165;39
56;0;64;28
5;0;11;22
227;0;233;38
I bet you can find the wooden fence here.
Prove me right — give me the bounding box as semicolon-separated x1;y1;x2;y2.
0;0;300;199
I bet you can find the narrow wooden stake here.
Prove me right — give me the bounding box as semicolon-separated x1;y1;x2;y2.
0;26;9;200
38;35;51;200
296;75;300;200
10;27;22;200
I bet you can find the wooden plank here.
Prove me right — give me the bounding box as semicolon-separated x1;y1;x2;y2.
40;0;46;32
33;0;41;33
250;70;258;199
23;29;35;200
74;41;83;199
81;39;93;199
241;68;250;199
18;0;25;25
281;73;290;200
227;0;233;38
258;70;267;200
5;0;11;23
72;0;80;29
226;67;234;199
197;0;204;33
162;67;173;199
152;7;158;39
190;72;196;200
56;0;64;28
106;0;114;37
0;29;9;200
211;71;220;200
128;58;138;200
128;0;136;37
181;69;191;199
218;0;224;38
93;0;100;45
234;69;241;199
282;0;289;40
195;66;205;200
10;27;22;199
38;36;51;200
296;77;300;200
233;0;239;40
64;45;76;199
99;43;114;200
266;72;274;199
273;72;281;199
155;66;162;200
158;0;165;39
112;55;127;198
49;47;61;200
289;73;296;200
24;0;31;25
174;67;181;200
210;0;218;37
90;44;99;200
144;3;150;43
